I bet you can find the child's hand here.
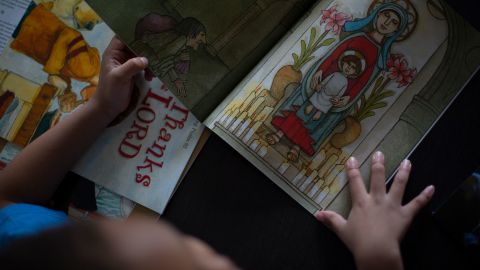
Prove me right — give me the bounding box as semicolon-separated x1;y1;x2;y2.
315;152;435;270
91;37;149;121
311;70;323;90
330;96;350;107
329;96;339;104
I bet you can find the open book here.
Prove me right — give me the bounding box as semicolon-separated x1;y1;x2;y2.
0;0;206;214
86;0;480;215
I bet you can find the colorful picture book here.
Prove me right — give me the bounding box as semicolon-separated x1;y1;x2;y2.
0;0;206;214
86;0;480;215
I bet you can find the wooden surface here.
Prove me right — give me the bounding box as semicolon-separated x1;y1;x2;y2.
162;2;480;269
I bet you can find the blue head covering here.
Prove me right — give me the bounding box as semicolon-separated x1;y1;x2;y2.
343;3;409;69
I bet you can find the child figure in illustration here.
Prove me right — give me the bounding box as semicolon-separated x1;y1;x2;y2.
267;49;368;159
268;2;413;161
305;51;366;120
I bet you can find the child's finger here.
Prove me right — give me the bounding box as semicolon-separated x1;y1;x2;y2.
115;57;148;80
388;160;411;204
345;157;368;204
314;210;347;235
370;151;386;198
403;185;435;217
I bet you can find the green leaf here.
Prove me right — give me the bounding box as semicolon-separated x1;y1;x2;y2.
317;30;329;42
368;102;388;110
373;76;384;90
376;91;395;100
383;90;395;96
361;111;376;120
292;53;299;64
319;38;336;47
301;40;307;56
385;89;395;94
361;95;367;106
309;27;316;48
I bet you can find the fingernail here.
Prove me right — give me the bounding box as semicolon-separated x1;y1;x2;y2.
425;185;435;196
346;156;359;169
314;210;323;220
372;151;384;163
140;57;148;65
401;159;411;169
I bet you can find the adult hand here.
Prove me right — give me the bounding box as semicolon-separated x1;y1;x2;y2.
315;152;435;270
92;37;149;121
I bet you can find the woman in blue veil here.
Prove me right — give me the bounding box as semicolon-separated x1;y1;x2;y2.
267;2;410;160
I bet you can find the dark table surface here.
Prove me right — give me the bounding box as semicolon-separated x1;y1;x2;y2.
162;1;480;269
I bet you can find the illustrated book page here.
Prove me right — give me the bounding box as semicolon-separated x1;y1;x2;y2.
205;0;480;215
85;0;318;121
0;0;204;214
73;77;204;214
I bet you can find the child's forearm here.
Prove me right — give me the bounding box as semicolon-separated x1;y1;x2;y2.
0;37;148;208
0;100;112;206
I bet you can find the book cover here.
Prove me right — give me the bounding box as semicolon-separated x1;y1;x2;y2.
0;0;205;214
73;77;204;213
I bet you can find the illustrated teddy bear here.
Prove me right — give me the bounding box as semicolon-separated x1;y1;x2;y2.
10;2;100;92
35;0;103;31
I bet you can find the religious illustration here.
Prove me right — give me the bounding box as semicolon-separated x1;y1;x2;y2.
208;0;480;213
266;2;417;161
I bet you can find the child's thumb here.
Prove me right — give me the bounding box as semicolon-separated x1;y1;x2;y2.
116;57;148;79
314;210;346;235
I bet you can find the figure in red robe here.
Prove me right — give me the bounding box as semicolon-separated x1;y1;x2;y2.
266;3;410;160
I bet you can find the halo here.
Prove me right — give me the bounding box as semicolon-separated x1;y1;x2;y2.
338;50;366;76
368;0;418;41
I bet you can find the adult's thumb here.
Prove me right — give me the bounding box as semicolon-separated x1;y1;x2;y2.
116;57;148;79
